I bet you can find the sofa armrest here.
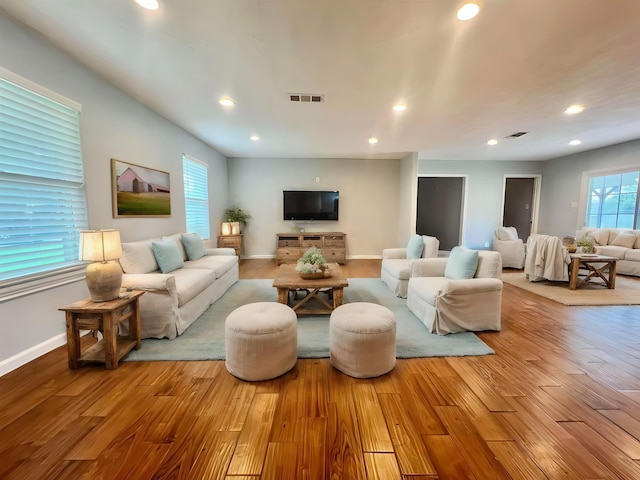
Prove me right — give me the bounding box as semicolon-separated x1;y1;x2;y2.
121;273;177;293
410;258;448;277
382;248;407;260
205;247;236;256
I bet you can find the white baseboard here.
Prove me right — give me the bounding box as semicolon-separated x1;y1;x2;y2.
0;333;67;377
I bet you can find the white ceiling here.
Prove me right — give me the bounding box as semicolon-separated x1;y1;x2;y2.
3;0;640;161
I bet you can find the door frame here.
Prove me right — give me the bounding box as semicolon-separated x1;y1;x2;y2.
417;174;469;248
501;174;542;236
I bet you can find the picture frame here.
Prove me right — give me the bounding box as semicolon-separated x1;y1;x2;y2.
111;158;171;217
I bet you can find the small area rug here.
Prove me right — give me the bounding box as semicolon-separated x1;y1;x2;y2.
502;271;640;305
124;278;494;361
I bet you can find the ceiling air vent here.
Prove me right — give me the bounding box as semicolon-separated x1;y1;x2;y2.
504;131;529;138
289;93;324;103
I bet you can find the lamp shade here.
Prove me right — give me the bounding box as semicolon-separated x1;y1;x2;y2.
79;229;122;262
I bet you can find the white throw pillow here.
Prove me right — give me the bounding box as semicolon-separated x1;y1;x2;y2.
119;240;158;274
611;232;637;249
496;226;518;241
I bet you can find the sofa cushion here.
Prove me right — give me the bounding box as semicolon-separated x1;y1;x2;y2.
611;232;637;249
183;254;238;278
169;268;217;306
165;233;188;261
595;245;627;260
181;233;207;260
406;234;424;260
625;248;640;261
152;238;185;273
444;247;478;280
119;240;158;274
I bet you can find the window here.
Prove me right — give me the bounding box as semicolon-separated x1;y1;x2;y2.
0;70;88;299
182;154;210;239
584;169;640;229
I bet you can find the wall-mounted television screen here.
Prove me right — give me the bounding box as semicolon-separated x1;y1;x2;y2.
283;190;339;221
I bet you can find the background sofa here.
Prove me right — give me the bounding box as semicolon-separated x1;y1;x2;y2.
576;228;640;277
118;233;239;339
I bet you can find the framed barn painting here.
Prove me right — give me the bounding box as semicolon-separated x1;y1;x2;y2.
111;159;171;217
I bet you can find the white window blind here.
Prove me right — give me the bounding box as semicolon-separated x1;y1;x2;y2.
0;73;88;297
182;154;210;239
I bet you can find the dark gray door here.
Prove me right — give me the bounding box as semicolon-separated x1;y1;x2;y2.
416;176;464;251
503;177;535;240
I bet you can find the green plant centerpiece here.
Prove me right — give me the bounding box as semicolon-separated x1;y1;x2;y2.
295;246;328;277
224;206;251;225
577;237;595;254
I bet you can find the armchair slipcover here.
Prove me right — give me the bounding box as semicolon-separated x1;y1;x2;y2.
493;226;525;269
524;234;571;282
406;250;503;335
381;235;439;298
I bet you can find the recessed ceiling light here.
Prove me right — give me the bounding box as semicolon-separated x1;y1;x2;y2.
565;104;584;114
135;0;159;10
569;139;581;146
218;97;235;107
457;3;480;21
393;103;407;112
487;139;498;146
250;135;260;141
368;137;379;144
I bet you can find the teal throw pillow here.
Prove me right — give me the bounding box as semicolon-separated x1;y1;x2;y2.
406;234;424;260
444;246;479;279
151;238;184;273
181;233;207;260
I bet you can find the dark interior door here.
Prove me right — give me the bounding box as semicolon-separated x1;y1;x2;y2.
416;176;464;251
503;177;535;240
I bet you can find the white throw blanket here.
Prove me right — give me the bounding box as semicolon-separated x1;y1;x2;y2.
525;234;571;282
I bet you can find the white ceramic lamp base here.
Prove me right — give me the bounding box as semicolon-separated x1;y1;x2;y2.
85;261;123;302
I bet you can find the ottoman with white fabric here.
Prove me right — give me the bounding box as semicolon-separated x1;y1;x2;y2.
329;302;396;378
225;302;297;381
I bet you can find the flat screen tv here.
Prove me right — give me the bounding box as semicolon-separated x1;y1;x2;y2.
283;190;339;221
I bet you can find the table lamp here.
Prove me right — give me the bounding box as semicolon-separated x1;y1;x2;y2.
79;229;123;302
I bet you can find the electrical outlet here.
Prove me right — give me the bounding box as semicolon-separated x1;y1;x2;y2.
315;177;320;183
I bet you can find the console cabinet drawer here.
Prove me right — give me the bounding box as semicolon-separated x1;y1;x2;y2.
275;232;346;265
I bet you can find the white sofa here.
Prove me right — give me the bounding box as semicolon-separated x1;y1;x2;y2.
118;233;239;339
576;228;640;277
406;250;503;335
381;235;440;298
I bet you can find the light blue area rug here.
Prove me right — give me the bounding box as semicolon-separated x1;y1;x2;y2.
124;278;494;361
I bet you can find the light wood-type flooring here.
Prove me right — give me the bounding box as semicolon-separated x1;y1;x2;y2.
2;259;640;479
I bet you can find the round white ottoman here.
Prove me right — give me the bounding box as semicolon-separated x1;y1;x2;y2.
330;302;396;378
225;302;297;381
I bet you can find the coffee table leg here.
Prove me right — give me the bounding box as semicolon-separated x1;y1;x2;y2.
277;288;289;305
333;287;344;309
608;261;616;289
569;259;580;290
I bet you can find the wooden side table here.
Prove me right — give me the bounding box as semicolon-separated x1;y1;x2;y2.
568;254;617;290
59;290;144;369
218;234;242;257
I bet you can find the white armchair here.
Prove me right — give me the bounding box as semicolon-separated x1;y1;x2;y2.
493;226;525;269
406;250;503;335
381;235;439;298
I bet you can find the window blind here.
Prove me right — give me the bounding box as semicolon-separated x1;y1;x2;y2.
0;74;88;293
182;154;210;239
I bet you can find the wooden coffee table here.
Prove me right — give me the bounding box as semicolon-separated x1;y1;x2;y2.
568;254;618;290
273;263;349;315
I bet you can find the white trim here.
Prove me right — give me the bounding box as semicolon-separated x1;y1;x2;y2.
0;66;82;112
182;152;208;167
0;333;67;377
0;267;85;303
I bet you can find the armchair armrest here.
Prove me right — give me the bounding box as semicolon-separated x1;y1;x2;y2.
382;248;407;260
205;247;236;256
410;258;448;277
443;278;503;295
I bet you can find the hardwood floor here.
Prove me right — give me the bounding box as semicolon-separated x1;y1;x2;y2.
2;259;640;479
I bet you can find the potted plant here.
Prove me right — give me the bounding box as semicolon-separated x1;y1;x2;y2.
295;247;328;278
224;206;250;234
577;237;595;254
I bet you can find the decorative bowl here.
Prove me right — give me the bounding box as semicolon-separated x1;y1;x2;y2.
299;272;325;280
